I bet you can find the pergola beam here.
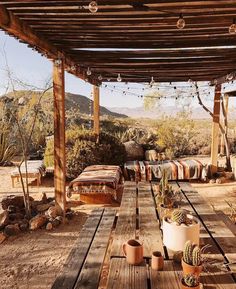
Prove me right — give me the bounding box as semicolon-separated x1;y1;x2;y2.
0;4;97;85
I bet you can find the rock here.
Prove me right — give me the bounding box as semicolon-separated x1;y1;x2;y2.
29;215;47;230
1;195;34;210
145;150;158;161
52;219;60;227
7;205;17;214
0;232;7;244
224;172;234;180
47;197;55;203
8;213;24;222
46;206;58;219
55;216;63;223
209;179;216;184
41;192;48;204
66;211;74;220
4;224;20;236
123;141;144;161
46;222;53;231
216;177;226;184
36;203;52;212
0;211;9;229
19;219;29;232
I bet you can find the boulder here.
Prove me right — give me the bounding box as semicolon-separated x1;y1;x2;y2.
36;203;52;212
4;224;20;236
0;211;9;229
41;192;48;204
19;219;29;232
7;205;17;214
8;213;24;222
52;219;60;228
1;195;34;210
145;150;158;161
123;141;144;161
0;232;7;244
29;215;47;230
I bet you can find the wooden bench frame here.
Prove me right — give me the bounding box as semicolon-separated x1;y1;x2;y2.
11;172;42;188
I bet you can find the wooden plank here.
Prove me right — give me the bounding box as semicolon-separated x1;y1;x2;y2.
93;85;100;136
210;84;221;175
178;182;236;262
110;182;136;257
106;258;148;289
74;208;116;289
53;59;66;215
138;182;164;258
51;208;104;289
150;260;181;289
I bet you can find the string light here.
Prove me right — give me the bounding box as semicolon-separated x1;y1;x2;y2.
177;13;185;29
98;74;103;81
117;73;122;82
229;18;236;34
150;76;155;87
86;67;92;76
88;1;98;13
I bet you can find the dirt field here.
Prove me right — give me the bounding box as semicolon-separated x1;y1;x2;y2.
0;163;235;289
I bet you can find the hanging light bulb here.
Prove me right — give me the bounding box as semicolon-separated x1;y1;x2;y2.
117;73;122;82
86;67;92;76
177;13;185;29
88;1;98;13
150;76;155;87
229;19;236;34
227;72;234;80
98;74;103;81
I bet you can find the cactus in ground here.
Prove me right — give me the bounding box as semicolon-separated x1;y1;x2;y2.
183;274;198;287
183;241;194;265
192;246;201;266
171;209;187;225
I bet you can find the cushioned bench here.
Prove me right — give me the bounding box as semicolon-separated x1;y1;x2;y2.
124;159;207;182
67;165;124;204
11;160;46;188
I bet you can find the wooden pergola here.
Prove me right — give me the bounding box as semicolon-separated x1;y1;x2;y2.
1;1;236;213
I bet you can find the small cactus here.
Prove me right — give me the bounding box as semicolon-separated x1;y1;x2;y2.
192;246;201;266
171;209;187;225
183;274;198;287
183;241;194;265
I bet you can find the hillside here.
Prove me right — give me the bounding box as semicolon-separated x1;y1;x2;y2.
0;90;127;118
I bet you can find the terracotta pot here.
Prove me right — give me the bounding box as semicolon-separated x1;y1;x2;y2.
151;251;164;271
181;279;200;289
181;259;203;277
162;214;200;251
123;239;143;265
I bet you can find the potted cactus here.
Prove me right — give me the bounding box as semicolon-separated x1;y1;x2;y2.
156;170;181;219
182;241;203;277
181;274;200;289
163;209;200;251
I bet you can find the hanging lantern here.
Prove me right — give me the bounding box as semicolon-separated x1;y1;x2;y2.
88;1;98;13
98;74;103;81
86;67;92;76
177;13;185;29
150;76;155;87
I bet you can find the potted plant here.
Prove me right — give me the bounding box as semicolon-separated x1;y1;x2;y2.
156;170;181;219
181;274;200;289
163;209;200;251
182;241;203;277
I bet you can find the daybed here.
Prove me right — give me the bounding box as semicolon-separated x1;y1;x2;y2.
67;165;124;204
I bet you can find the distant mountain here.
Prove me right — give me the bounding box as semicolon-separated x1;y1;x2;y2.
108;106;236;119
0;91;127;118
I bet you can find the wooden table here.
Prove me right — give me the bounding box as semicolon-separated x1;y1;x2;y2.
106;181;236;289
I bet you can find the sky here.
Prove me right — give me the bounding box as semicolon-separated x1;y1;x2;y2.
1;31;236;110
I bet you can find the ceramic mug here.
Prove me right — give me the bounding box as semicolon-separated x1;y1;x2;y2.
122;239;143;265
151;251;164;271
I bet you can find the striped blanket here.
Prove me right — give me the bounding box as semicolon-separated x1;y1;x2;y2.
123;159;205;182
67;165;123;200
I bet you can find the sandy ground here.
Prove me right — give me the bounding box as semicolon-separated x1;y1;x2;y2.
0;161;236;289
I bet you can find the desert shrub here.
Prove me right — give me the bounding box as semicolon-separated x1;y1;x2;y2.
44;127;126;179
0;132;16;166
155;112;195;157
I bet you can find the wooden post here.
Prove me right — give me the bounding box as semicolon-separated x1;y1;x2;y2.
53;59;66;215
93;85;100;136
220;94;229;155
210;84;221;175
